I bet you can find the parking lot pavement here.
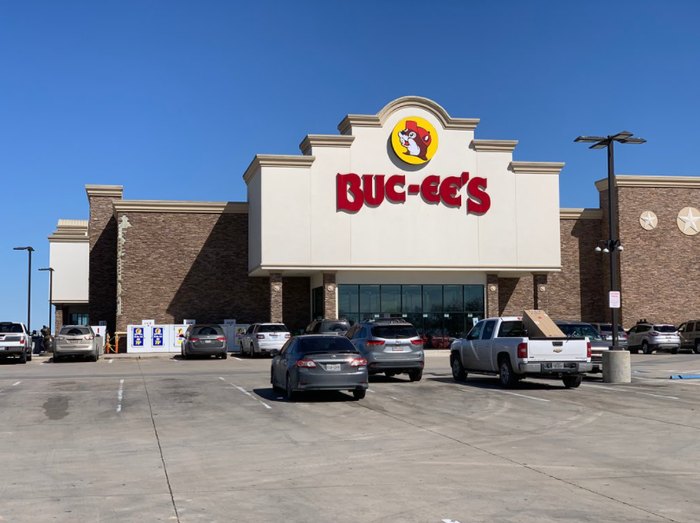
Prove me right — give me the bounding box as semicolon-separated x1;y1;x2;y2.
1;353;699;522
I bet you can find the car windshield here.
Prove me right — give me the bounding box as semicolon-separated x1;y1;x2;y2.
259;324;288;333
371;325;418;339
60;326;91;336
654;325;677;333
558;324;603;340
298;337;357;354
192;326;222;336
598;325;626;335
321;322;349;332
0;323;23;333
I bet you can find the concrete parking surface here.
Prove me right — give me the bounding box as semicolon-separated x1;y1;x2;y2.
1;351;699;522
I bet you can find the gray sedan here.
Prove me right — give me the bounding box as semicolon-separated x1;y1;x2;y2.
54;325;103;362
271;335;368;401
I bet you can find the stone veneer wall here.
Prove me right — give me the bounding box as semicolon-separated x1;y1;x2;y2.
497;277;534;316
547;214;605;322
114;208;309;333
617;185;700;326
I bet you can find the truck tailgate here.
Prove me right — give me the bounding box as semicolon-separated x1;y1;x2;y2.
527;339;588;361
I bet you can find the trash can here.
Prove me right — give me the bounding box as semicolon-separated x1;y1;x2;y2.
32;334;44;354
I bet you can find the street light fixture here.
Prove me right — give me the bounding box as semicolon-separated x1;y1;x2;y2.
13;246;35;334
39;267;54;335
575;131;646;350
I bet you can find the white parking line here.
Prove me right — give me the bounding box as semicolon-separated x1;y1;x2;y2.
219;377;271;409
233;357;242;361
583;383;679;400
367;388;376;393
490;390;550;402
108;359;113;364
12;381;21;386
116;379;124;413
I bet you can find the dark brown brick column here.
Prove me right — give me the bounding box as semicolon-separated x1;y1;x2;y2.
86;185;123;335
54;306;64;333
323;273;337;319
486;274;499;318
270;273;283;323
534;274;548;312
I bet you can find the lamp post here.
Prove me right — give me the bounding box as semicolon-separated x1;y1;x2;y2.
13;246;35;334
575;131;646;350
39;267;54;335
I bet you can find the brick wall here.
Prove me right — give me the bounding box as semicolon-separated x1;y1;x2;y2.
115;208;309;332
497;277;534;316
617;186;700;326
548;216;605;322
88;192;121;333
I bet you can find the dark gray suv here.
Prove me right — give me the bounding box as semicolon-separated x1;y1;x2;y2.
346;318;424;381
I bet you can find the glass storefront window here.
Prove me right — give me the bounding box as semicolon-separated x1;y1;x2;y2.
359;285;380;316
380;285;401;314
443;285;463;312
401;285;422;313
337;283;485;342
464;285;485;314
339;285;359;313
422;285;442;313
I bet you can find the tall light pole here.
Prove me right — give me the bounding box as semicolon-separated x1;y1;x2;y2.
574;131;646;350
13;246;35;334
39;267;54;335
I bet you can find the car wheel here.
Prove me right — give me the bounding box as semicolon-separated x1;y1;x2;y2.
642;341;653;354
451;354;467;382
27;352;32;362
408;369;422;382
562;375;583;388
694;340;700;354
91;353;98;362
670;347;679;354
221;352;228;359
352;389;366;400
498;357;519;388
19;351;27;364
53;354;61;363
285;374;297;401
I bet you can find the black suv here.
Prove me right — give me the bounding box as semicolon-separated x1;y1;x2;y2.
346;318;424;381
304;319;351;335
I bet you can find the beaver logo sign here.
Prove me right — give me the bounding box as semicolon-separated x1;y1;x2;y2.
391;116;438;165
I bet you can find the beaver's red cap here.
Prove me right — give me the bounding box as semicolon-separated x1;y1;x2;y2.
405;120;431;145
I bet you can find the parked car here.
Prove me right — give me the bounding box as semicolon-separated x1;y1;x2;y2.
627;322;681;354
589;322;629;349
677;320;700;353
240;323;290;357
304;318;351;335
271;334;368;400
181;324;228;359
0;322;32;363
346;318;424;381
555;321;607;373
450;317;591;388
54;325;103;362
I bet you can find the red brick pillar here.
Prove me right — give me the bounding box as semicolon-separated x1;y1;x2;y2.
323;273;337;319
486;274;499;318
270;273;283;323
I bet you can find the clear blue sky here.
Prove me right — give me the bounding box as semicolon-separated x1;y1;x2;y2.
2;1;699;330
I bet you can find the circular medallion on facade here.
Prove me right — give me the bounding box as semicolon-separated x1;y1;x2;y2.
639;211;658;231
677;207;700;236
488;285;497;292
390;116;438;165
326;285;334;292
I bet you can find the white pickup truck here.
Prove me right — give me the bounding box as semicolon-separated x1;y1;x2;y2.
450;316;592;388
0;322;33;363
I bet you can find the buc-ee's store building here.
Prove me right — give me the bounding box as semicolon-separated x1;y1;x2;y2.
48;96;700;344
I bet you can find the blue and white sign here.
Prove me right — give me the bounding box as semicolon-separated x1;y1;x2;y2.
152;327;164;347
132;327;144;347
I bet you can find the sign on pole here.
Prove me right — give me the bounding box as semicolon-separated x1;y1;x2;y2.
609;291;621;309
